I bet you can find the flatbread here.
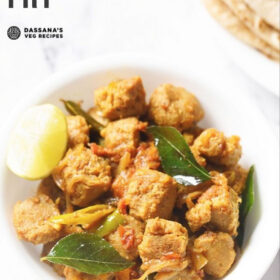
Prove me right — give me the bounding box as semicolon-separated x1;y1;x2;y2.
244;0;279;30
222;0;280;51
203;0;280;61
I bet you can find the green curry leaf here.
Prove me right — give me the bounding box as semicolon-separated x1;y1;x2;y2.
61;100;104;132
146;273;156;280
237;165;255;247
42;233;133;275
147;126;211;186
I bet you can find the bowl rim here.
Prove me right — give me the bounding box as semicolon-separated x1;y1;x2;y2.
0;53;278;280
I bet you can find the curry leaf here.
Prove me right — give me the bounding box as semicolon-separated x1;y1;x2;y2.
61;100;104;132
146;273;156;280
147;126;211;186
42;233;133;275
237;165;255;247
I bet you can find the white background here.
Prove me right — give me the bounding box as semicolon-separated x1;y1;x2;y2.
0;0;278;279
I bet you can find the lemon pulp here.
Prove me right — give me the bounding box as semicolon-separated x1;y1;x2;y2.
6;104;68;180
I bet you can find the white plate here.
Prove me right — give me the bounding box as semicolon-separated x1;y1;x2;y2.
200;2;279;95
0;54;278;280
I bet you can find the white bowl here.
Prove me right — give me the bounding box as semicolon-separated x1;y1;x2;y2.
0;54;278;280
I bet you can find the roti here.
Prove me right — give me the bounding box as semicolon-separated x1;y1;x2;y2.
222;0;279;51
203;0;280;61
244;0;279;30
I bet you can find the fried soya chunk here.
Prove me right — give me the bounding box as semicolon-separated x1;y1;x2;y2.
101;117;147;157
223;165;248;195
176;183;210;209
66;115;89;147
190;146;207;167
194;231;236;278
94;76;147;120
63;224;84;235
156;268;203;280
183;237;207;278
52;144;112;207
192;128;242;167
148;84;204;131
126;169;177;221
37;176;66;212
186;173;240;236
134;142;160;170
37;177;83;234
13;194;61;244
64;267;114;280
112;167;135;198
106;215;145;261
138;218;188;267
112;141;160;198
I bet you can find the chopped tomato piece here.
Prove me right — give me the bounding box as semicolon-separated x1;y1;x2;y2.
118;225;135;250
90;143;115;157
112;167;135;198
161;252;181;260
118;198;128;214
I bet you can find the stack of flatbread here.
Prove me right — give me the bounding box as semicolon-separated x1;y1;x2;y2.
203;0;280;61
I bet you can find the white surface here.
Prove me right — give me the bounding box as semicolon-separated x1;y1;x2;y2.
201;3;279;95
0;1;279;279
0;54;279;280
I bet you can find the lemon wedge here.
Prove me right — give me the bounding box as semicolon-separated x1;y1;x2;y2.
7;104;68;180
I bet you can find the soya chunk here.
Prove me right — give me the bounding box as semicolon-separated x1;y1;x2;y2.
106;215;145;261
148;84;204;131
186;173;240;236
13;194;61;244
66;115;89;147
192;128;242;167
52;144;111;207
37;176;66;212
112;167;135;199
64;267;114;280
112;141;160;198
223;165;248;195
194;231;236;278
138;218;188;265
126;169;177;221
94;76;146;120
156;268;203;280
134;142;160;170
101;117;147;157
